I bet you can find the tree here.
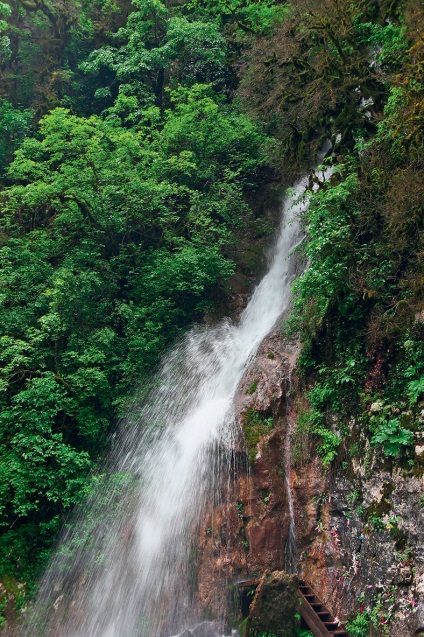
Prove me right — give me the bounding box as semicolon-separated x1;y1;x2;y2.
0;85;268;582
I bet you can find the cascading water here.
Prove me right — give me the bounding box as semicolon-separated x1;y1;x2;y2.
22;168;321;637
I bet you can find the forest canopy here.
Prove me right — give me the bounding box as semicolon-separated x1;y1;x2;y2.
0;0;422;622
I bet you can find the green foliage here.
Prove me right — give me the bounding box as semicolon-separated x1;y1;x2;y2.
347;490;361;506
367;513;385;532
294;614;314;637
81;4;229;113
0;80;267;584
402;339;424;404
0;0;131;108
297;409;341;468
286;3;422;473
294;341;367;468
363;335;424;458
247;380;258;394
243;409;273;463
185;0;288;35
0;0;419;620
407;378;424;404
0;1;11;61
371;417;414;457
295;629;314;637
347;585;397;636
290;170;360;338
346;611;371;637
355;21;408;69
0;101;32;175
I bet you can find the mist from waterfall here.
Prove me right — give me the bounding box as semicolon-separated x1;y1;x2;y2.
22;163;327;637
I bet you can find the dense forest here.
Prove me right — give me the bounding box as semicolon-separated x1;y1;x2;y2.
0;0;422;631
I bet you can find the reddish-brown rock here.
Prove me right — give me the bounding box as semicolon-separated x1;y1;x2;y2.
194;324;424;637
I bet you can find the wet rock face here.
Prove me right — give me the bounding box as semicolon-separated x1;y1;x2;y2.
0;580;26;635
195;329;300;619
235;330;299;418
247;571;299;637
172;621;222;637
236;331;300;575
193;622;220;637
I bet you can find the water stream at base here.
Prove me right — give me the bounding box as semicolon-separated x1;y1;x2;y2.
23;161;328;637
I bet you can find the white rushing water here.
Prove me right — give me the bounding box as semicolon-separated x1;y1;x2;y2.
23;167;323;637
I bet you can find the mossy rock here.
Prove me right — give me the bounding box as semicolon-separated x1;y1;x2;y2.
247;571;299;637
243;409;274;464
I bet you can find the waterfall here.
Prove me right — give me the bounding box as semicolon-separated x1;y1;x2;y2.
22;171;317;637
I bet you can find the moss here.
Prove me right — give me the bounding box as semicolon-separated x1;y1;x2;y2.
399;411;414;430
259;489;271;503
239;617;249;637
349;441;360;458
364;483;396;529
382;481;396;499
247;380;259;395
243;409;274;464
413;455;424;478
292;409;313;468
390;525;408;549
0;576;26;628
247;572;299;637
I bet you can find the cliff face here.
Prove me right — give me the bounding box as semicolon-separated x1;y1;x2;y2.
295;447;424;636
195;330;298;619
195;327;424;636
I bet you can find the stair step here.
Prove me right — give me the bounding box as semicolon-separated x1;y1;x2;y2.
298;580;347;637
318;613;332;621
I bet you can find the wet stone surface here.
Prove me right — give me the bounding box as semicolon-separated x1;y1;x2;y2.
172;621;222;637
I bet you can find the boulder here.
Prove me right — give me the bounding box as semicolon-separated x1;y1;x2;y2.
191;621;221;637
246;571;299;637
172;621;221;637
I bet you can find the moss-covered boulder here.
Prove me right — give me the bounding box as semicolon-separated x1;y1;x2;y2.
246;571;299;637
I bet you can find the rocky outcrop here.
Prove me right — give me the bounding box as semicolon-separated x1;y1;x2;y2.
246;571;299;637
0;580;26;635
194;326;424;637
172;621;221;637
195;328;301;619
299;462;424;636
